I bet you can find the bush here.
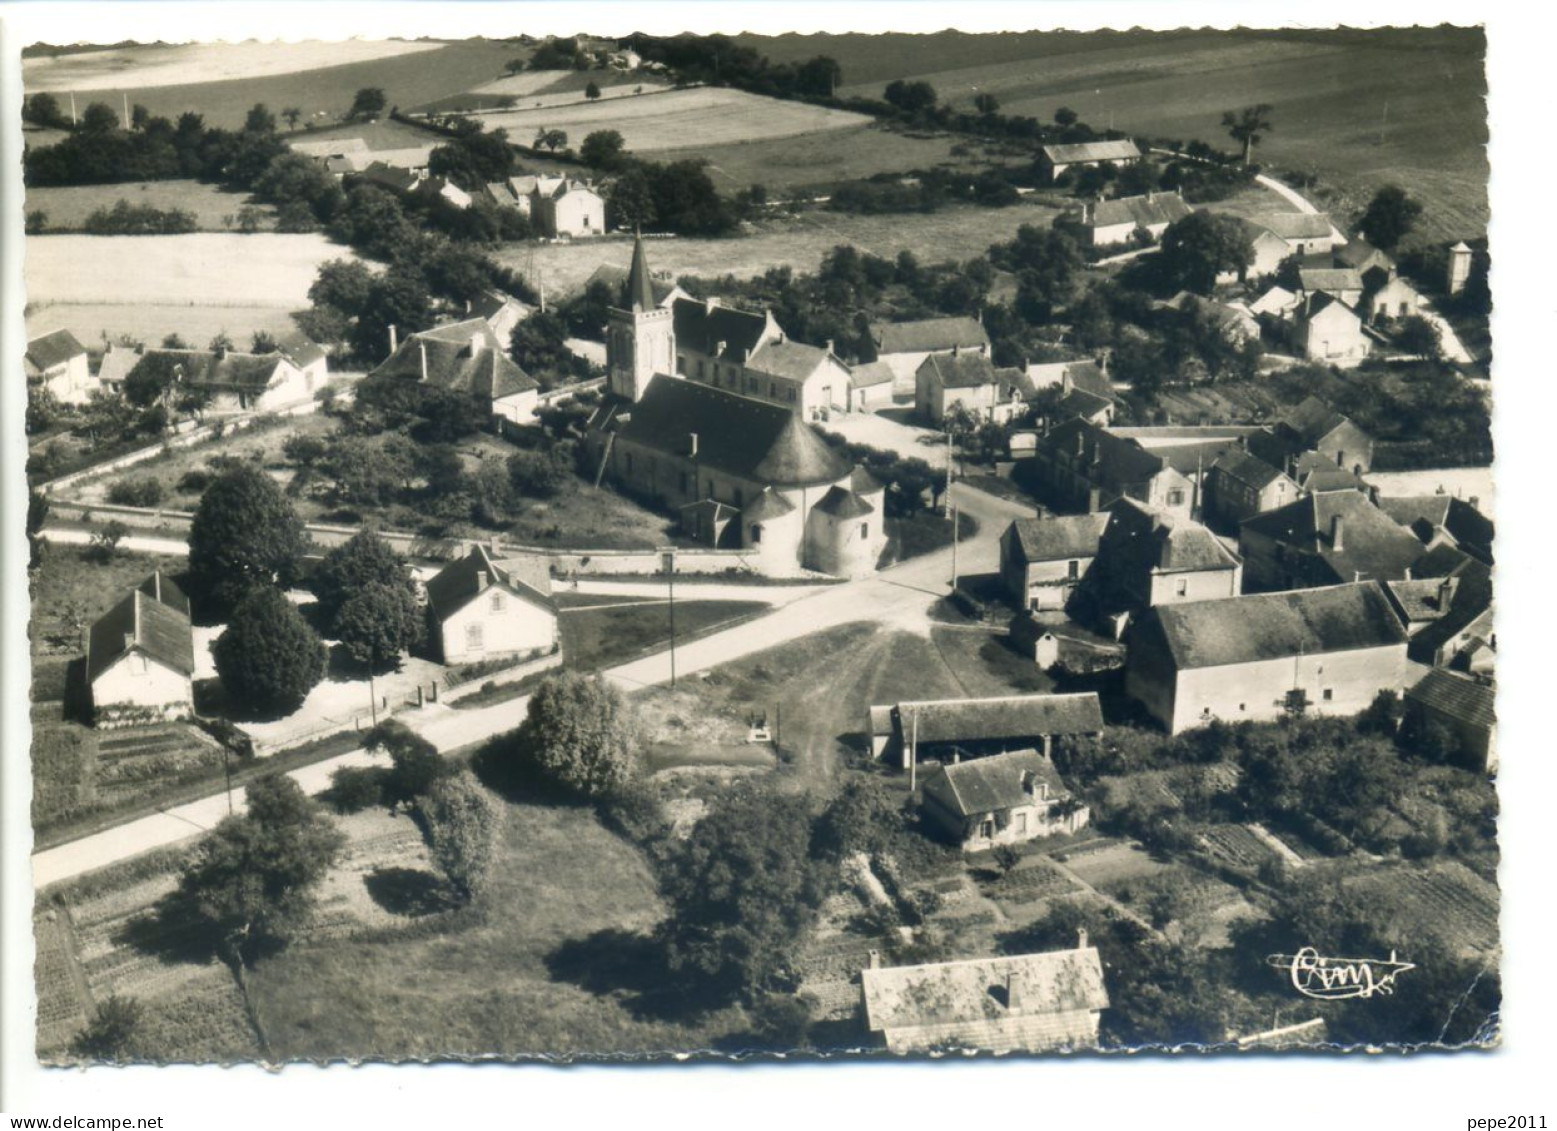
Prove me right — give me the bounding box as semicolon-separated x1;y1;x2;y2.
176;468;212;494
107;477;165;508
325;765;388;813
419;770;501;902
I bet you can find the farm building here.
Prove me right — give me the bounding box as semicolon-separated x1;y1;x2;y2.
1024;418;1196;518
868;692;1105;768
868;315;991;398
1124;581;1411;733
1203;447;1300;531
914;351;1024;425
860;942;1109;1053
1239;490;1425;590
1038;138;1142;181
591;375;884;577
1247;398;1374;476
97;339;326;414
999;513;1110;612
422;546;557;666
1362;272;1425;325
921;748;1090;852
1251;211;1338;257
25;328;94;405
1226;222;1296;281
369;318;540;425
532;177;605;238
1378;494;1493;564
86;572;195;727
1082;498;1243;626
1297;267;1365;308
483;175;540;216
1334;237;1396;286
846;360;896;412
1388;547;1494;672
1402;669;1496;774
1068;190;1192;248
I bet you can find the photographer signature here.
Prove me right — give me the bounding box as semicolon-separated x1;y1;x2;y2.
1266;947;1416;1000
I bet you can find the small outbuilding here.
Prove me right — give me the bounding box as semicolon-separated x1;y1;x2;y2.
920;747;1090;852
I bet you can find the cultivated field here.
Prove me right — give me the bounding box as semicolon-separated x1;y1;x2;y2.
415;68;674;115
24;179;273;233
468;87;873;154
24;232;365;346
495;200;1063;296
23;40;441;92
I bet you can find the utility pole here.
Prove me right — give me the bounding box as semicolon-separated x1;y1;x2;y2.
944;427;958;590
69;92;77;125
122;92;130;129
909;709;919;793
662;548;677;689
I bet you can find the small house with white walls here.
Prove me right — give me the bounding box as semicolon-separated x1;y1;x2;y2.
86;572;195;727
422;546;557;666
369;318;540;425
921;747;1090;852
25;329;94;405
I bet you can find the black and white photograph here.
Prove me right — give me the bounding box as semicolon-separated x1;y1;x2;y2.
1;2;1545;1124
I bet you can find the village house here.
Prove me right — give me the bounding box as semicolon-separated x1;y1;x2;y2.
1023;357;1117;425
999;513;1111;612
1297;266;1365;308
291;137;435;176
867;692;1105;768
1025;418;1196;517
1333;237;1395;284
1249;284;1302;318
1203;447;1300;531
422;546;557;666
1160;291;1261;345
1247;398;1375;476
860;941;1109;1054
349;161;424;196
532;177;605;238
1124;581;1411;733
1068;190;1193;248
1362;272;1425;325
921;748;1090;852
1081;498;1243;629
846;360;896;413
98;338;326;414
369;318;540;425
25;329;94;405
868;315;991;399
1239;490;1425;591
1402;668;1496;774
482;174;541;217
1235;222;1299;281
585;259;688;310
1288;291;1372;363
1037;137;1142;181
468;289;532;343
914;350;1024;425
1385;545;1494;673
1251;211;1338;257
86;572;195;727
416;175;473;211
1378;494;1494;564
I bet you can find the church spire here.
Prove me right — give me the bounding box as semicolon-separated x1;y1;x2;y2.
625;230;656;312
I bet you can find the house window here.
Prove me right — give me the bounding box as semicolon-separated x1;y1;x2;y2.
1167;489;1185;507
750;524;762;544
1015;812;1028;834
859;522;869;539
491;592;505;613
1239;703;1246;711
979;819;995;840
1322;689;1334;702
787;388;796;403
1067;560;1080;581
1175;578;1188;597
465;623;484;651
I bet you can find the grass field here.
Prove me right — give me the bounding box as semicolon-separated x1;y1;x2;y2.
468;86;873;155
22;39;523;131
24;40;441;93
24;179;273;233
559;599;770;674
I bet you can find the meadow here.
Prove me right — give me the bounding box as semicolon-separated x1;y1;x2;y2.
24;179;272;232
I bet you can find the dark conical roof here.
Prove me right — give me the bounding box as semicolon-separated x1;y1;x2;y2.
625;233;656;312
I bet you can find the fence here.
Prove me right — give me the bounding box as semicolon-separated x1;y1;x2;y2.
441;650;564;704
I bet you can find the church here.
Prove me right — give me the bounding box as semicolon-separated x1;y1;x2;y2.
589;237;887;578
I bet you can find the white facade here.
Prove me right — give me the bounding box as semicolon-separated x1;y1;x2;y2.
437;584;557;666
91;652;193;725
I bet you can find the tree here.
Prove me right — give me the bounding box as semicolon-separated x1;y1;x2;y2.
282;106;303;130
27;490;50;569
1358;184;1424;251
883;80;938;114
1054;106;1079;127
973;92;1001;116
189;462;308;610
311;528;417;628
213;586;328;716
606;166;657;231
366;720;454;808
308;258;376;316
88;520;130;563
335;580;422;672
1395;314;1443;360
23;91;66;128
579;129;628;171
993;844;1022;877
507;446;571;499
512;672;642;799
584;80;602;101
244;103;278;135
656;786;829;1004
505;58;527;75
349;87;388;120
80;102;121;135
1221;103;1274;165
72;994;143;1060
25;209;47;235
795;55;842;98
1158;211;1255;294
534;128;569;153
178;773;345;963
420;770;501;902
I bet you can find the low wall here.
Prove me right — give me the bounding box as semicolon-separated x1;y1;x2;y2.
441;650;563;704
546;548;767;577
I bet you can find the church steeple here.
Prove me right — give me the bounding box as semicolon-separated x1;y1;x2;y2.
625;231;656;312
606;233;676;403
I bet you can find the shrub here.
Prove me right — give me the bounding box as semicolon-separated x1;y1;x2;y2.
71;994;143;1060
509;672;643;799
419;770;501;903
176;468;212;494
107;477;165;508
325;765;388;813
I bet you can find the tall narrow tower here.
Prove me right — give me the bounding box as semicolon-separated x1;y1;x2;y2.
1446;240;1473;297
607;234;676;402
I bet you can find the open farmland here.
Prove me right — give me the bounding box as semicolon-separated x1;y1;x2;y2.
24;40;441;92
22;39;523;131
467;86;873;154
24;232;366;347
417;68;673;115
24;179;273;233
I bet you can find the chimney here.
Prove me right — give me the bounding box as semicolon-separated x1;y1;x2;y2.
1437;577;1458;610
715;340;726;358
1077;928;1089;950
123;632;135;653
419;342;429;383
704;297;719;316
1469;496;1480;512
867;950;881;970
1076;432;1085;456
388;324;398;354
1005;971;1026;1014
476;570;489;591
1330;514;1345;551
825;339;835;356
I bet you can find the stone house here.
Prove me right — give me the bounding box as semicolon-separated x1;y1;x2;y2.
914;351;1024;425
1203;447;1300;531
25;329;94;405
1384;546;1493;672
846;360;896;413
423;546;557;666
98;339;325;414
1069;190;1192;248
1025;419;1196;517
1239;490;1425;590
999;513;1111;612
86;572;195;727
369;318;540;425
1290;292;1371;363
468;290;532;343
861;942;1109;1053
868;316;991;399
532;177;605;237
1124;581;1411;733
1363;273;1425;325
920;748;1090;852
1297;267;1365;309
1037;138;1141;182
1247;398;1375;476
1083;498;1242;627
1252;211;1338;257
868;692;1105;769
1378;495;1494;565
1022;357;1117;425
1403;669;1496;774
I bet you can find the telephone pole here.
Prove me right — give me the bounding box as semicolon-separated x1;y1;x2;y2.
662;547;677;689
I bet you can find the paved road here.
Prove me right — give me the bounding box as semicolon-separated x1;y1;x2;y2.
31;481;1034;889
41;527;190;556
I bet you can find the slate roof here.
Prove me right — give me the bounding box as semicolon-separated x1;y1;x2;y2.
850;465;884;495
26;328;86;372
1007;513;1111;564
862;948;1109;1034
1055;387;1114;422
1300;291;1361;325
1242;491;1424;583
1256;212;1335;241
672;298;772;360
1334;238;1395;273
616;376;850;488
1299;267;1364;295
1281;397;1355;447
1249;285;1301;317
352;162;421;194
1377;495;1494;563
1039;419;1173;489
623;233;656;312
135;571;190;617
109;348;285;392
87;585;195;684
1103;498;1242;574
370;319;537;400
1406;669;1495;731
849;360;896;389
1136;581;1408;671
742;486;796;522
1406;555;1492;665
1042;139;1141;166
589;262;680;308
813;485;874;519
922;748;1072;819
423;545;553;623
893;693;1105;745
468;289;530;326
1087;191;1192;230
921;351;1001;390
1024;358;1112;401
871;316;990;357
272;329;327;369
745;337;833;383
1211;448;1289;491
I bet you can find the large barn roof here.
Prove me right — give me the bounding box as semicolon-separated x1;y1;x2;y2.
870;316;990;357
862;947;1108;1034
87;583;195;684
892;693;1104;745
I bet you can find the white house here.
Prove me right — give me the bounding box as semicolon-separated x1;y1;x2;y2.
920;748;1090;852
1292;292;1372;363
86;572;195;727
533;177;605;238
423;546;557;666
25;329;94;405
97;339;325;414
869;316;991;399
1071;191;1192;248
915;351;1024;425
369;318;540;425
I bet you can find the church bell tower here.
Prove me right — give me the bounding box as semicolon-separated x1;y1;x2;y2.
607;234;676;402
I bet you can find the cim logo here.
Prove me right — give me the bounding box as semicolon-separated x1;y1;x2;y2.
1266;947;1416;1000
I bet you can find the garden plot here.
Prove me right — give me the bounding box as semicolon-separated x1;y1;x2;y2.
1346;861;1500;959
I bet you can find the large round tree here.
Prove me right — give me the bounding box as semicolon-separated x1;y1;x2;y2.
214;586;327;717
189;463;308;612
310;528;417;631
513;672;642;799
335;580;423;672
